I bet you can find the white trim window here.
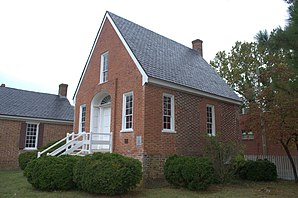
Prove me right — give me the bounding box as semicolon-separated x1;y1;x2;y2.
121;92;133;132
79;105;86;133
25;123;39;149
100;52;109;83
162;94;175;132
207;105;216;136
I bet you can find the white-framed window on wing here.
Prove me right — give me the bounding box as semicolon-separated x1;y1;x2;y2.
25;123;39;149
100;52;109;83
121;92;133;132
162;94;175;132
207;105;216;136
79;104;86;133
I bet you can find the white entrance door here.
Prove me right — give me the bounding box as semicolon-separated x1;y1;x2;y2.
99;106;111;133
91;106;111;151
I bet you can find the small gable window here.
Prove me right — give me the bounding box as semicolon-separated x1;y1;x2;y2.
207;105;215;136
25;123;39;149
79;105;86;133
100;52;109;83
162;94;175;133
121;92;133;132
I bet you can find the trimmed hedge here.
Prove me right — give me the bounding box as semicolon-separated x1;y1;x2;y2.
239;159;277;181
18;151;38;170
164;155;215;190
24;155;80;191
18;140;65;170
73;153;142;195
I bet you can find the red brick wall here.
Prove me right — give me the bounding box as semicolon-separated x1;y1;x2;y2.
143;84;240;156
142;84;240;185
0;119;21;169
74;18;145;156
0;119;72;169
240;114;292;156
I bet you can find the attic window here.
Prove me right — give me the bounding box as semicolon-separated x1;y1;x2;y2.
100;52;109;83
101;95;111;105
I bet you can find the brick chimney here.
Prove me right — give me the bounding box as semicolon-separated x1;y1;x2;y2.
192;39;203;57
58;83;68;98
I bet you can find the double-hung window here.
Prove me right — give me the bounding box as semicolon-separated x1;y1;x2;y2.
100;52;109;83
79;105;86;133
121;92;133;132
25;123;39;149
162;94;175;132
207;105;215;136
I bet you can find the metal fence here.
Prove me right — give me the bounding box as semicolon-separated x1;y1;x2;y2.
245;155;298;180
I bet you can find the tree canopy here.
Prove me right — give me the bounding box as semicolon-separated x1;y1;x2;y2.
210;0;298;182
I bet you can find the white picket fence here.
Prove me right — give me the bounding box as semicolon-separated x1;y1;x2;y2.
245;155;298;180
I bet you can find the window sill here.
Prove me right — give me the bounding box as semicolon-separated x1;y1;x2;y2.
242;138;254;141
207;133;216;137
98;81;108;85
24;148;38;151
120;129;134;133
162;129;176;133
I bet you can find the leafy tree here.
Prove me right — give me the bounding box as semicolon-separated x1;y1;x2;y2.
210;1;298;182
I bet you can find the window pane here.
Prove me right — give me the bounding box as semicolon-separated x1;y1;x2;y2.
163;95;173;130
206;105;214;135
25;123;38;148
123;93;133;129
80;106;86;132
101;53;108;82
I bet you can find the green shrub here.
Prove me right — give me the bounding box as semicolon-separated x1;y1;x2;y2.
24;155;80;191
231;154;247;178
73;153;142;195
204;135;243;183
18;140;66;170
18;151;38;170
164;155;215;190
239;159;277;181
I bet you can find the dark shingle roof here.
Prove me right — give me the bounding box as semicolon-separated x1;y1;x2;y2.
0;87;74;122
108;12;240;102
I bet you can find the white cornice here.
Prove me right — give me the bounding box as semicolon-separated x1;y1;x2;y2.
0;115;73;124
148;77;242;105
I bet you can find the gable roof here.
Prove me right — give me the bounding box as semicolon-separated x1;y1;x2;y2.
74;11;241;104
0;86;74;122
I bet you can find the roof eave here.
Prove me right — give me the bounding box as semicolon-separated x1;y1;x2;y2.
147;77;242;105
0;114;74;124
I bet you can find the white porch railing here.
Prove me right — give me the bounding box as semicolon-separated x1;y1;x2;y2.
90;132;113;153
37;131;112;158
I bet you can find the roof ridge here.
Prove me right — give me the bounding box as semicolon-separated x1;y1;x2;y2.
0;86;59;97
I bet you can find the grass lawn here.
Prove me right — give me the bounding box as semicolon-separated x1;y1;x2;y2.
0;170;297;198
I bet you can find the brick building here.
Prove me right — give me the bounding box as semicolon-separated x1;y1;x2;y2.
240;113;293;156
0;84;73;169
71;11;241;185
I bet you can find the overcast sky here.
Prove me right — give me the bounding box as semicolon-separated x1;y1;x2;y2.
0;0;289;103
